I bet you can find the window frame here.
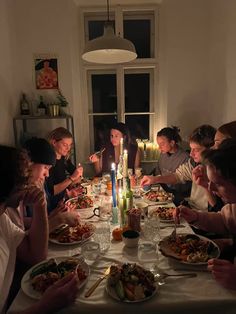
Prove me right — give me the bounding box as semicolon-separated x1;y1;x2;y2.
79;5;159;155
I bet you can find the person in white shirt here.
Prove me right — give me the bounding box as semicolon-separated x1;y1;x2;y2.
0;145;78;314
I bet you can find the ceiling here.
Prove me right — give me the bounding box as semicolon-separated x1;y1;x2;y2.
73;0;162;6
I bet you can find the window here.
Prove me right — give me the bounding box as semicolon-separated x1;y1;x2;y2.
81;6;158;153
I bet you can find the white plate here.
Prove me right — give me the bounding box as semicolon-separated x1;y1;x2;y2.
49;223;95;246
65;196;94;210
159;233;220;266
149;205;175;223
105;280;157;303
21;256;90;299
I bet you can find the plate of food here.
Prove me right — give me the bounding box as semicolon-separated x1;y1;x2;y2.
65;195;93;209
49;222;95;245
159;233;220;265
142;190;173;205
149;206;175;222
106;263;157;303
21;256;89;299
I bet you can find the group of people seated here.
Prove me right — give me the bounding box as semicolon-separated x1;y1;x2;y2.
0;120;236;312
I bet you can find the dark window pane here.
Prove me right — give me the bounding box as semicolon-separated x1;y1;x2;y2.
88;20;115;40
125;73;150;112
125;115;149;143
124;19;151;58
92;74;117;113
92;115;117;151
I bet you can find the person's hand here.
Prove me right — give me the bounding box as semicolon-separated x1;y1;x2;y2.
49;200;67;218
140;176;156;187
66;185;83;198
174;205;198;224
38;272;79;313
70;166;83;183
192;165;208;189
208;259;236;290
59;211;80;227
89;154;99;163
23;185;47;211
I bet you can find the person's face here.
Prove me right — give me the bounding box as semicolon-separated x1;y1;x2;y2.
52;138;73;157
207;165;236;203
110;129;123;147
30;163;51;184
189;142;206;163
213;130;228;149
156;136;175;153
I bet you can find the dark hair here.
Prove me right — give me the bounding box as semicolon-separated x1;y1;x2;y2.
218;121;236;139
157;126;182;143
0;146;30;203
189;124;216;148
110;122;131;146
202;138;236;186
24;137;56;166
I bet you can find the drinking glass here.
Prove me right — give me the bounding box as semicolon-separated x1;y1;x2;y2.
143;215;160;243
138;241;159;272
93;220;110;253
100;195;112;221
81;241;100;265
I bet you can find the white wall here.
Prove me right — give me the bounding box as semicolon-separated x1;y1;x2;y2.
1;0;236;160
0;0;16;145
159;0;211;141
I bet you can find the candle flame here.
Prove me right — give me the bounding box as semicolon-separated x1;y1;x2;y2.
111;162;115;170
124;149;127;154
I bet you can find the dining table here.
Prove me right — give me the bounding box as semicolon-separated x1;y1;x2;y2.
8;201;236;314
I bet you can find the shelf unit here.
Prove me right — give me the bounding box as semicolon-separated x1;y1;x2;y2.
13;115;76;164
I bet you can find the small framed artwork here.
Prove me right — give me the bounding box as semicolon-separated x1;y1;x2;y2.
34;55;59;89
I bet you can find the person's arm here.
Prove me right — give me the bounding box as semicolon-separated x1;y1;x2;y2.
89;154;102;175
192;164;217;207
17;272;79;314
17;186;48;265
141;173;178;187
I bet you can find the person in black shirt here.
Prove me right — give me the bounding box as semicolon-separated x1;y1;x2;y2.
46;127;83;210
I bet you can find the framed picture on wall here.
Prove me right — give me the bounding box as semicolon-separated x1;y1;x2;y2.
34;54;59;89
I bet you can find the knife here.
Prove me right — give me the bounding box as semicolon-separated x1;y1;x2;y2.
85;266;110;298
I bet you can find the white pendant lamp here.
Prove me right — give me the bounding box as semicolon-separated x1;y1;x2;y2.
82;0;137;64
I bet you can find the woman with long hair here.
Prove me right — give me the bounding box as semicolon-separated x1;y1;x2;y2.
90;122;140;176
47;127;83;209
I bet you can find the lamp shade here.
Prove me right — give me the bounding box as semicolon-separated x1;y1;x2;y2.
82;22;137;64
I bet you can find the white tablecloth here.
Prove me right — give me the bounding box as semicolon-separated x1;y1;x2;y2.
8;219;236;314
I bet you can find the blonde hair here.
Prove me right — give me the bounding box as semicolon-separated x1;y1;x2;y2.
47;127;73;160
47;127;73;144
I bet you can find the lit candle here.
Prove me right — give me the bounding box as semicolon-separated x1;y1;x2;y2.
111;163;117;207
137;139;145;160
120;138;124;156
123;149;128;178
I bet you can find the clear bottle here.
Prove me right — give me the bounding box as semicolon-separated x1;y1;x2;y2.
37;96;47;116
20;93;30;115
